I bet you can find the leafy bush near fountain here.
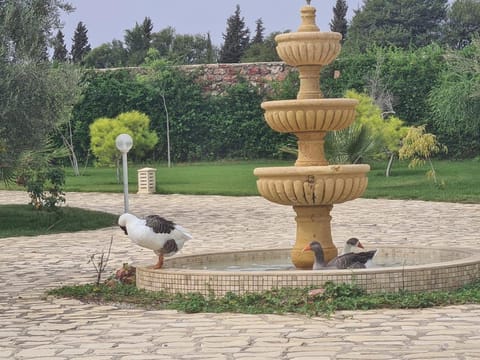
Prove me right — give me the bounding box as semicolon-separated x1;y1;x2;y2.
321;43;480;158
48;279;480;317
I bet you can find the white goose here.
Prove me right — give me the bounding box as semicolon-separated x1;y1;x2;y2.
342;237;365;254
118;213;192;269
342;237;378;267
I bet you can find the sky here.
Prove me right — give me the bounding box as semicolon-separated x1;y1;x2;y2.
60;0;362;50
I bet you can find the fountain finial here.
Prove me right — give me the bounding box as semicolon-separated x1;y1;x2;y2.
298;0;319;32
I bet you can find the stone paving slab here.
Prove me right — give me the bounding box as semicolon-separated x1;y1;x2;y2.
1;190;480;359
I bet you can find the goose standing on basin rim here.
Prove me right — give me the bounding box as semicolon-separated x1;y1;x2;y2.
118;213;192;269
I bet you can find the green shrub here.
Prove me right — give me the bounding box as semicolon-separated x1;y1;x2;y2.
89;111;158;166
16;142;68;210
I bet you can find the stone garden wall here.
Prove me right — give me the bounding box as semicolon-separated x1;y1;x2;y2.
99;62;294;95
178;62;294;95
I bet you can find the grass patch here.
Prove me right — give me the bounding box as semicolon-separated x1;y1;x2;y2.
365;159;480;203
47;280;480;317
1;159;479;202
62;159;480;202
61;160;291;195
0;205;118;238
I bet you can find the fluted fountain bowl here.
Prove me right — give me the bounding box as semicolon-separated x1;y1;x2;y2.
254;165;370;206
275;32;342;67
261;99;358;133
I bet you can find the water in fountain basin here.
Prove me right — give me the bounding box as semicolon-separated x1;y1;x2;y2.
176;254;408;271
178;256;295;271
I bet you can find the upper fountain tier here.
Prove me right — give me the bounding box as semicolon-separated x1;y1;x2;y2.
276;31;341;67
275;5;341;68
274;4;342;99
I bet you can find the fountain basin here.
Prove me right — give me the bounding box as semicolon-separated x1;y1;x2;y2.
275;32;342;66
261;99;358;133
136;246;480;296
254;165;369;206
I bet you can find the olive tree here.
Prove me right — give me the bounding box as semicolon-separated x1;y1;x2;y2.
0;0;75;189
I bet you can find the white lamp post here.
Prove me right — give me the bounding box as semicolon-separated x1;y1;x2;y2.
115;134;133;213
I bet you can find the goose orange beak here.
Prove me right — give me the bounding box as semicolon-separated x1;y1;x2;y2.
302;244;312;252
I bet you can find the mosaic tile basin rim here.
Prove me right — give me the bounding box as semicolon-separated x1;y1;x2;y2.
158;245;480;274
136;245;480;295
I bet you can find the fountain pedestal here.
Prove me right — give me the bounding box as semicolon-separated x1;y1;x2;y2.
292;205;335;269
254;2;370;268
295;132;328;166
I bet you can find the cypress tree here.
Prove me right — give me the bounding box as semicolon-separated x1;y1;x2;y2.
71;21;91;64
206;32;214;63
251;18;265;45
329;0;348;41
52;30;68;62
219;5;250;63
141;17;154;50
124;17;153;65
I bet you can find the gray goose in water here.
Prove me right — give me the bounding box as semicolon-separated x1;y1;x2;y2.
303;240;377;270
118;213;192;269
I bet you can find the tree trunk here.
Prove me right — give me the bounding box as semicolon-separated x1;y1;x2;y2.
60;124;80;176
161;93;171;168
386;152;395;177
70;152;80;176
428;158;438;184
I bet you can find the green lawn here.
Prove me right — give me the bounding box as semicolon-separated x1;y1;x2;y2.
59;159;480;203
1;159;479;202
365;159;480;203
63;160;292;196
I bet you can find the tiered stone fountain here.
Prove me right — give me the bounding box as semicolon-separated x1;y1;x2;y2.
253;0;370;269
135;1;480;297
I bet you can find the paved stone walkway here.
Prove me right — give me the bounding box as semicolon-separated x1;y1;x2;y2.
1;190;480;359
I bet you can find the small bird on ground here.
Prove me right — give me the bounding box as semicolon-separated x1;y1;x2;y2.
303;240;377;270
118;213;192;269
